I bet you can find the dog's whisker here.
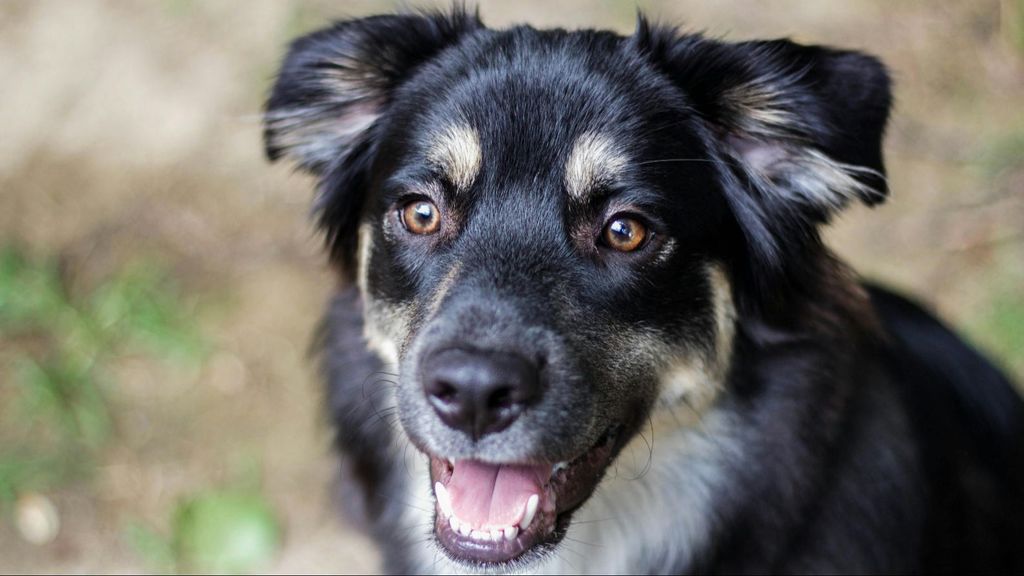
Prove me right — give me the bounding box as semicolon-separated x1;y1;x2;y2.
555;542;586;567
366;404;398;430
623;415;656;481
371;493;432;515
562;535;605;549
360;383;399;403
636;157;719;166
366;369;401;377
570;516;618;525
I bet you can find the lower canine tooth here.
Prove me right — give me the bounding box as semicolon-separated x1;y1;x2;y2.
521;494;539;529
449;516;459;533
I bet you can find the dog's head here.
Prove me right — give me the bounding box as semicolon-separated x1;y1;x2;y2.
265;8;890;569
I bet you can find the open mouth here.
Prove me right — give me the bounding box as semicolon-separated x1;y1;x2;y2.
428;426;621;565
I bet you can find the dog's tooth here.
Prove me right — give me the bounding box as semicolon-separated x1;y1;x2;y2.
521;494;539;529
504;525;519;541
434;482;453;518
449;515;460;534
458;522;473;538
490;528;503;541
471;529;490;541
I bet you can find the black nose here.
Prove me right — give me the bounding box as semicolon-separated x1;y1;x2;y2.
421;348;542;440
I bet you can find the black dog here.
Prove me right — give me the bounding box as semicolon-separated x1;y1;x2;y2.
263;8;1024;573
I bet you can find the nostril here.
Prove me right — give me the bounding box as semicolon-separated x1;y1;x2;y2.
431;380;459;404
487;386;515;412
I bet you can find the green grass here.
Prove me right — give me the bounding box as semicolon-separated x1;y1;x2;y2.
1;245;284;572
1004;0;1024;54
979;131;1024;181
0;245;205;507
972;286;1024;380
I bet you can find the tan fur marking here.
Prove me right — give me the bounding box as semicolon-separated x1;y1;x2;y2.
719;67;812;138
357;223;409;366
427;263;462;319
657;263;737;411
356;223;374;302
564;133;628;200
427;124;482;192
722;79;798;135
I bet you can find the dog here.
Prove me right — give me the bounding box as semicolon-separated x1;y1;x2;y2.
262;8;1024;574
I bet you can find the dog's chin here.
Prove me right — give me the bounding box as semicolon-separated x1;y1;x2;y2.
427;425;622;568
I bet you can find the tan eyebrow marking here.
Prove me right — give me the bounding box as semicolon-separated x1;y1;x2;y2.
564;132;628;200
427;124;482;192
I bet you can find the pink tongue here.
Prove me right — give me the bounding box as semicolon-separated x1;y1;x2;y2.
447;460;547;529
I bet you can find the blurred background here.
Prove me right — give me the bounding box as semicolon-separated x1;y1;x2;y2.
0;0;1022;573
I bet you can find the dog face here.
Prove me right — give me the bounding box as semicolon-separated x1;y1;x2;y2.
265;9;890;569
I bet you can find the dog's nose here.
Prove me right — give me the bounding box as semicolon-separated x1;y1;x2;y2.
421;348;542;440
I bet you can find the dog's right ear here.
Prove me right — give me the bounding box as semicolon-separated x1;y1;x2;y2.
263;9;482;269
632;20;891;311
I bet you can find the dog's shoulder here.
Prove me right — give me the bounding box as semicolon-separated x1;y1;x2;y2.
867;284;1024;572
868;285;1024;467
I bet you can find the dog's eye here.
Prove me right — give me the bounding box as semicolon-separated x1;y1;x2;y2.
400;200;441;235
601;216;648;252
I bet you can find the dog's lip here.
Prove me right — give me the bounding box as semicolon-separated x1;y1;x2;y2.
428;425;621;565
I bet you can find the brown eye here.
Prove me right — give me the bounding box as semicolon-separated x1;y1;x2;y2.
400;200;441;235
602;216;647;252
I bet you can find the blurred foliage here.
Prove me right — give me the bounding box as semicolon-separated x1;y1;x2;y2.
0;245;206;506
173;490;281;574
980;130;1024;181
123;451;279;574
127;488;281;575
1003;0;1024;53
126;521;178;574
972;285;1024;377
162;0;197;18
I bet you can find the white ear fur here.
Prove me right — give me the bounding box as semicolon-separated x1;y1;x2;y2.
726;134;886;213
265;99;381;172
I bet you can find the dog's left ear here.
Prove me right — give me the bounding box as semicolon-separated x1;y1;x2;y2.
633;20;892;269
263;9;482;271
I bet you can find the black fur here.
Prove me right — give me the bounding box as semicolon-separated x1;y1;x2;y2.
264;8;1024;574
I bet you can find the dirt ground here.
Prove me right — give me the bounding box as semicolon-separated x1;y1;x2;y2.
0;1;1021;573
